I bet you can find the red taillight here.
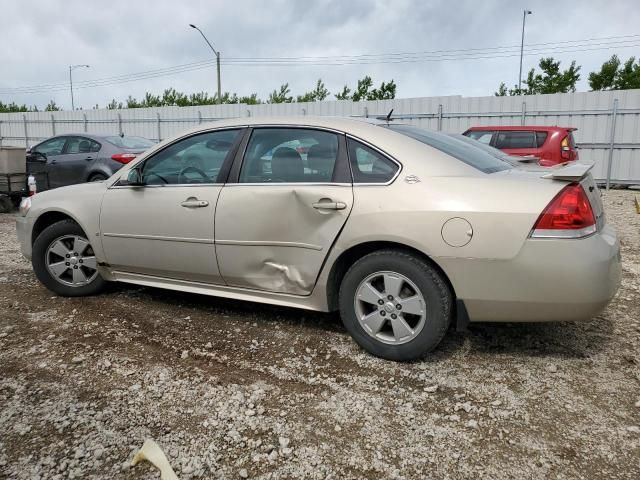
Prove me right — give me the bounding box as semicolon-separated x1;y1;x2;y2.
531;183;596;238
560;136;573;160
111;153;137;164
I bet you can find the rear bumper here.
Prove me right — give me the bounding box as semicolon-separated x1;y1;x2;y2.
15;215;32;260
441;225;622;322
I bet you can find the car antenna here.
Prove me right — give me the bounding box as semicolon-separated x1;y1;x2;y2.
375;109;394;122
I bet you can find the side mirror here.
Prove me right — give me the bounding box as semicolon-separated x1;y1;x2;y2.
126;167;144;186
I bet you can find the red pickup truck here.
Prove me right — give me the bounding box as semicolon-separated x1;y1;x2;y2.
462;126;579;166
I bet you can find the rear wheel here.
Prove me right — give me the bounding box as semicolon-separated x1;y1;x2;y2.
339;250;452;361
32;220;106;296
88;173;108;182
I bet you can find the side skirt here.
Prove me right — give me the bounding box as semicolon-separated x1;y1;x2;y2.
110;270;327;312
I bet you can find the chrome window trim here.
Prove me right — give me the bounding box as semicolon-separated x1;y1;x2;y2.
223;182;352;187
110;183;224;189
345;133;403;186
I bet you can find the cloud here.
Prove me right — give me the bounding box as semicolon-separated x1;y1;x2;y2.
1;0;640;109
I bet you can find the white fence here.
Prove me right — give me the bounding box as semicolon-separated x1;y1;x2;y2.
1;90;639;183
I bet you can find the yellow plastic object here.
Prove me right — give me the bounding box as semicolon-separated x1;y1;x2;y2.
131;439;179;480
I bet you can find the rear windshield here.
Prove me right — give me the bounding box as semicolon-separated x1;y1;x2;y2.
105;136;155;149
386;125;512;173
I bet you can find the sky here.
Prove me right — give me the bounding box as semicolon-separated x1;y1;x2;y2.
2;0;640;110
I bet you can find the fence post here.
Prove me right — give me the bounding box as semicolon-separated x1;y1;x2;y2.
0;121;3;147
302;108;307;116
83;113;88;132
246;109;251;117
437;104;443;131
156;112;162;142
51;114;56;136
23;114;29;148
364;106;369;118
198;110;202;124
606;98;619;191
521;101;526;126
117;113;123;136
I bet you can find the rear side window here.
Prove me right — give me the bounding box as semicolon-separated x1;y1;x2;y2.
495;131;536;149
347;139;399;183
387;125;511;174
465;130;494;145
535;132;548;147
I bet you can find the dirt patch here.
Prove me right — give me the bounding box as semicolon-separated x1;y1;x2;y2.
0;190;639;479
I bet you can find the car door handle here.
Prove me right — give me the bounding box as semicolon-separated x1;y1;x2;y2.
180;199;209;208
312;201;347;210
84;156;94;161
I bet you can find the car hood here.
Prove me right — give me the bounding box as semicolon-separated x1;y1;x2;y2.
30;181;107;208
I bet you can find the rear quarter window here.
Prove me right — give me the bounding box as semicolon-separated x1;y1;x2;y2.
388;125;512;174
495;131;536;149
535;132;548;147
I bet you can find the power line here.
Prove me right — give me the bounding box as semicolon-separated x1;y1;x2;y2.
1;34;639;95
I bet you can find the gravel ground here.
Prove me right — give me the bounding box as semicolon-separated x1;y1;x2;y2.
0;190;639;479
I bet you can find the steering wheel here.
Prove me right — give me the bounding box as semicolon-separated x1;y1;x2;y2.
145;171;169;184
178;166;210;184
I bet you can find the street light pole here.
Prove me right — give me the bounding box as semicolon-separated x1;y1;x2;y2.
189;24;221;103
69;64;90;110
518;9;532;93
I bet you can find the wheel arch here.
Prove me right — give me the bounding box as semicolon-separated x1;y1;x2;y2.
325;240;457;312
31;210;83;246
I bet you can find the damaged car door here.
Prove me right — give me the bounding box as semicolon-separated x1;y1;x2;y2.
214;127;353;295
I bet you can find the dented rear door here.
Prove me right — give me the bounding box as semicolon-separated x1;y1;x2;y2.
214;127;353;295
215;185;353;294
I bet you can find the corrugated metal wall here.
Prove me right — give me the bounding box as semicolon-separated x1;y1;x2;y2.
1;90;639;183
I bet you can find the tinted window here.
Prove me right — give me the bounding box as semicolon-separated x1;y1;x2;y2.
495;131;536;149
347;139;399;183
388;125;511;174
65;137;101;154
35;137;66;156
142;129;240;185
465;130;493;145
535;132;548;147
240;128;338;183
106;136;155;149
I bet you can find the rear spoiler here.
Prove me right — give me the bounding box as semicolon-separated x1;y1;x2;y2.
541;162;594;181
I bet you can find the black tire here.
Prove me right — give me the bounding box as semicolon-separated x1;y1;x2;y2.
88;173;108;182
32;219;106;297
339;249;452;361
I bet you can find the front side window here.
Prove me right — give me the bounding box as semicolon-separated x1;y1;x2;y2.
35;137;66;156
495;131;536;149
141;129;240;185
347;139;399;183
465;130;494;145
239;128;339;183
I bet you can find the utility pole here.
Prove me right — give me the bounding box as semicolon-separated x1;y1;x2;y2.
189;24;221;103
69;64;90;110
518;10;532;94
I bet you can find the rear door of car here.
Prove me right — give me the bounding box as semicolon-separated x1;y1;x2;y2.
213;126;353;295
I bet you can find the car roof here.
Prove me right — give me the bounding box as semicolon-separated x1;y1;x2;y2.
465;125;577;132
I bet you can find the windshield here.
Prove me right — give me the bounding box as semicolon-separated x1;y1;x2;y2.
105;136;155;149
386;124;512;173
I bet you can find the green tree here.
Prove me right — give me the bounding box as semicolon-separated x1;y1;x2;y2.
297;79;330;102
351;76;374;101
495;57;581;95
335;85;351;100
44;100;60;111
268;83;293;103
0;101;30;113
613;57;640;89
239;93;261;105
369;80;396;100
588;55;621;90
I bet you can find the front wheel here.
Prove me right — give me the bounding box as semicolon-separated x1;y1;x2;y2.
32;219;106;296
339;250;452;361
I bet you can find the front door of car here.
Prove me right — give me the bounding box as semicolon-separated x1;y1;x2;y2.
27;136;67;189
214;127;353;295
57;136;100;185
99;128;244;283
